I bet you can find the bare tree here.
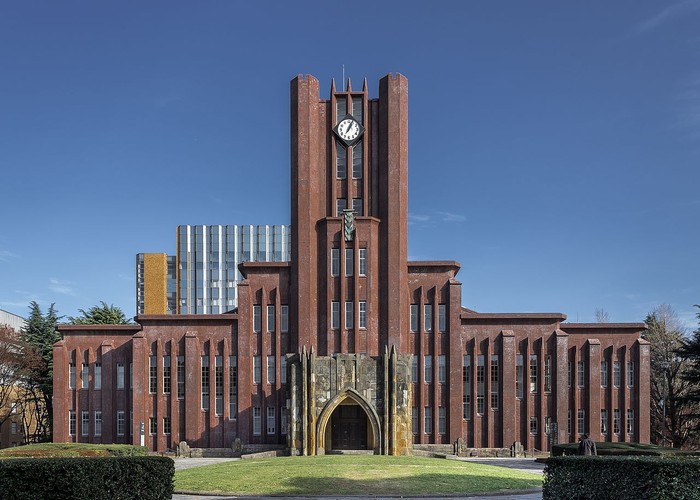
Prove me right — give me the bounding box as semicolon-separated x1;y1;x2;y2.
0;325;28;429
595;308;610;323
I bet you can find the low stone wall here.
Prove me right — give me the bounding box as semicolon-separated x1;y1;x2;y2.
176;441;285;458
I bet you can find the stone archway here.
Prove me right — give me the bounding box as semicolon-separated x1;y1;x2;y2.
316;388;382;454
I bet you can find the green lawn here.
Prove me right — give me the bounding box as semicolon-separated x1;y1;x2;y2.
175;455;542;496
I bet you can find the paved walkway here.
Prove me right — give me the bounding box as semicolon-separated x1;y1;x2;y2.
172;457;544;500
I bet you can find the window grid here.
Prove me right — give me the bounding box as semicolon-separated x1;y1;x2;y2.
117;411;125;436
215;356;223;415
267;407;276;435
149;356;157;393
424;355;433;384
345;249;353;276
516;354;524;399
438;355;446;384
410;304;418;332
94;411;102;437
358;249;367;275
163;356;171;394
544;355;551;393
267;306;275;332
490;354;499;410
438;407;446;434
463;355;471;420
438;304;446;332
476;355;485;414
331;301;340;330
424;407;433;435
613;361;621;387
229;355;238;419
529;354;537;393
424;304;432;332
253;407;261;436
267;356;276;385
82;363;88;389
253;305;262;333
201;355;210;410
81;411;89;437
359;301;367;329
345;301;354;329
116;362;125;390
253;356;261;384
177;356;185;399
601;360;609;388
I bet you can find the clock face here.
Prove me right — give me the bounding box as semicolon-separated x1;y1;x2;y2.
336;118;361;143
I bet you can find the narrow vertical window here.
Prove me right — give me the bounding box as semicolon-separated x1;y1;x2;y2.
331;301;340;329
331;249;340;277
280;305;289;333
82;363;89;389
117;411;125;437
253;356;261;384
352;95;363;122
267;305;275;332
568;410;572;435
229;355;238;419
253;306;262;333
491;354;499;410
627;361;634;387
69;363;76;389
116;362;125;390
94;411;102;436
424;304;432;332
352;197;363;215
438;355;446;384
424;355;433;383
578;409;585;435
412;357;418;382
438;304;446;332
177;356;185;399
345;301;354;329
613;409;621;434
476;355;485;414
545;416;551;435
215;356;223;415
150;417;157;435
613;361;621;387
336;198;347;216
281;407;287;434
358;248;367;275
601;409;608;434
577;360;585;388
69;411;76;436
412;407;418;434
253;407;261;436
438;407;446;434
163;356;171;394
149;356;157;393
627;409;634;434
516;354;524;399
94;363;101;390
163;417;171;435
336;140;347;179
359;301;367;328
601;360;608;387
529;416;538;434
424;407;433;434
267;356;275;384
81;411;89;437
267;407;276;435
345;248;353;276
130;363;133;390
529;354;537;393
201;355;210;410
410;304;418;332
544;355;551;393
281;357;287;384
352;141;363;179
463;355;471;420
568;361;573;388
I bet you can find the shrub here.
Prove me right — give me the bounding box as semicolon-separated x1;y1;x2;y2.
0;443;148;458
0;456;174;499
543;456;700;500
551;441;700;457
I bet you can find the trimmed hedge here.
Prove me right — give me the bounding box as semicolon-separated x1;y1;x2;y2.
543;456;700;500
550;441;699;457
0;456;174;499
0;443;149;458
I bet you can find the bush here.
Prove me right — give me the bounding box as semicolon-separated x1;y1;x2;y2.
0;456;174;499
0;443;149;458
543;456;700;500
551;441;700;457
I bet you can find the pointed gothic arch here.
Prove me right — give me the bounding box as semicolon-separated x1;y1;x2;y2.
316;388;382;454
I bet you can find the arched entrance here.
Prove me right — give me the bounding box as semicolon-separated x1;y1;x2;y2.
316;388;381;454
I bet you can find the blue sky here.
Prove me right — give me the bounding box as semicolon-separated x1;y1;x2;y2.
1;1;698;328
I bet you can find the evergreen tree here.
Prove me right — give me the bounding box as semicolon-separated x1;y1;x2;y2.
678;305;700;437
68;301;130;325
20;301;62;441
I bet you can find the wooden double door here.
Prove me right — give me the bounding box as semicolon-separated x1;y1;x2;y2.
331;404;368;450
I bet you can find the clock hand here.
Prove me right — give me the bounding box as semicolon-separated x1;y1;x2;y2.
346;121;353;135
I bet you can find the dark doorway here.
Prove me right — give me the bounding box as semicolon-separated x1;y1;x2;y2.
330;404;368;450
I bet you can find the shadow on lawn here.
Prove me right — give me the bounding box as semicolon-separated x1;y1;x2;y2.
279;472;542;496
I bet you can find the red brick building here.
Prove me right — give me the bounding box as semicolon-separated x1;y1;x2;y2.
54;74;649;454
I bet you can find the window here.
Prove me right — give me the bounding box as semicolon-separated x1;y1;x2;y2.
336;140;346;179
568;410;572;435
267;356;275;384
530;354;537;393
627;361;634;387
476;355;485;414
613;409;621;434
10;422;17;434
359;301;367;328
215;356;223;415
424;407;433;434
491;354;499;410
253;306;262;333
412;357;418;382
253;407;262;435
352;197;363;215
177;356;185;399
601;360;608;388
336;198;347;217
94;411;102;437
601;409;608;435
516;354;524;399
568;361;573;388
578;409;585;435
424;304;432;332
438;304;446;332
81;411;89;437
94;363;101;390
424;355;433;383
577;360;585;388
412;408;418;434
345;301;354;329
544;355;551;393
229;356;238;419
116;362;125;390
438;407;446;434
331;301;340;329
352;142;363;179
150;417;157;435
281;407;287;434
117;411;125;437
130;363;133;390
613;361;621;387
281;357;287;384
267;407;276;435
253;356;261;384
358;248;367;275
82;363;89;389
267;305;275;332
69;411;76;436
530;416;538;434
69;363;76;389
410;304;418;332
281;305;289;333
130;411;133;436
438;355;446;384
345;248;353;276
545;416;551;435
627;409;634;434
149;356;157;393
163;416;171;435
463;355;471;420
201;355;210;410
163;356;171;394
331;249;340;277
